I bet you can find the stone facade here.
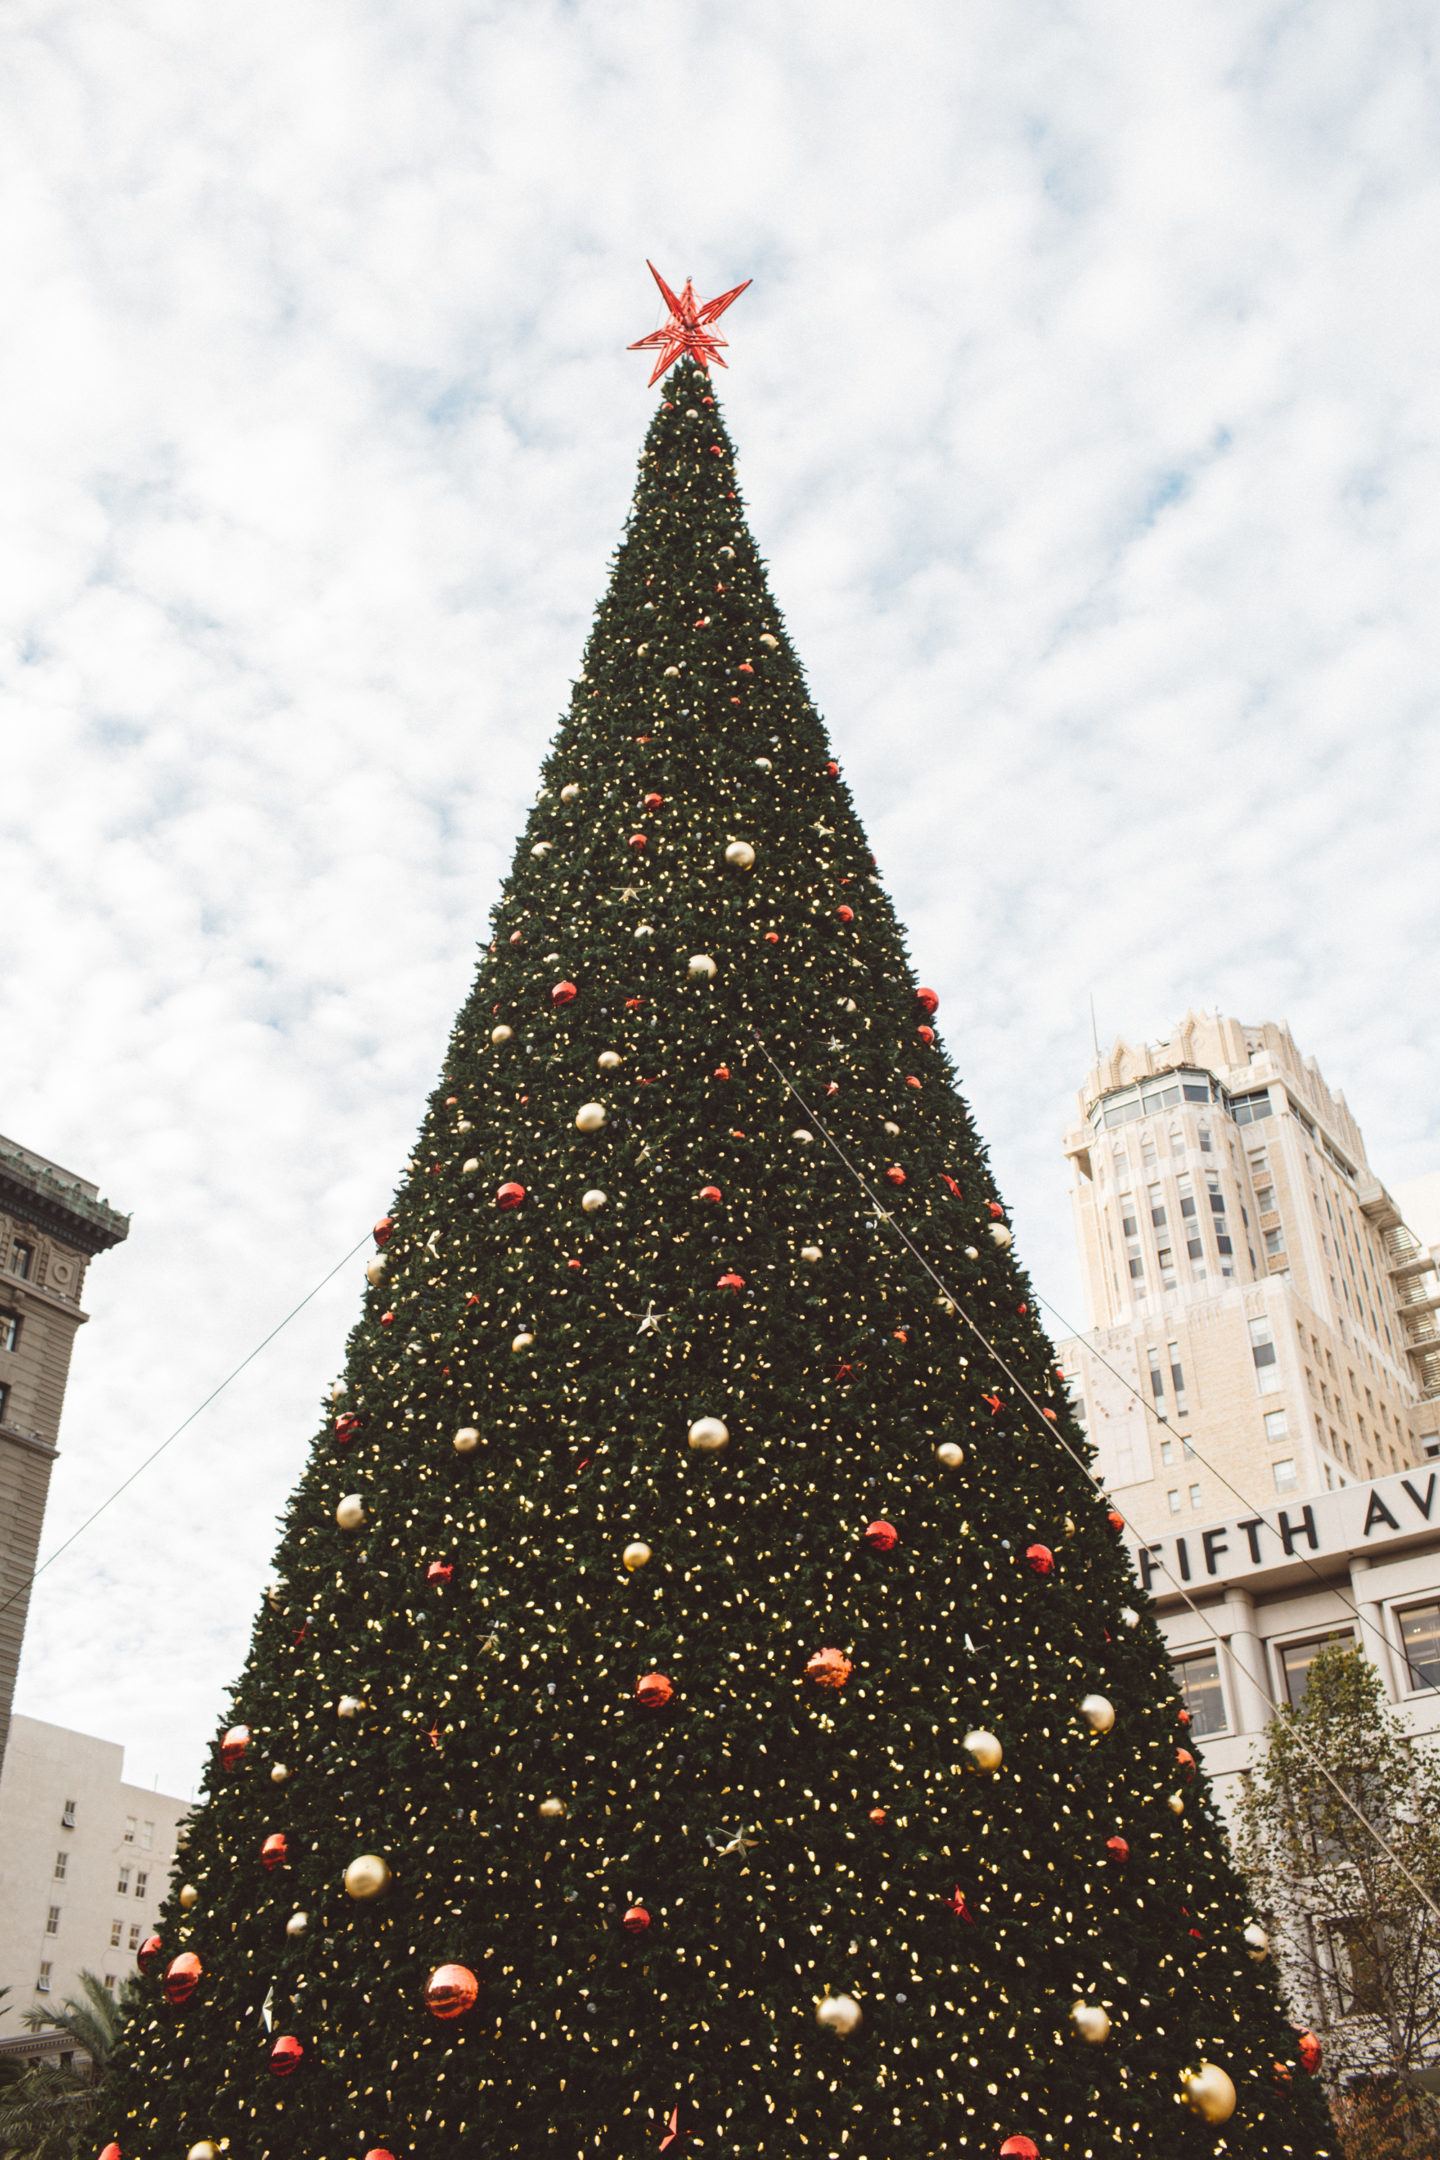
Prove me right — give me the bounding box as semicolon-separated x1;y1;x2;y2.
0;1135;129;1774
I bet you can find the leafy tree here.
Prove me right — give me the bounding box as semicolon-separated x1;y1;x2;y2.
0;1972;127;2158
1236;1642;1440;2160
99;360;1333;2157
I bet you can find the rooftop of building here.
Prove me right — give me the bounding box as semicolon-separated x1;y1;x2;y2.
0;1134;129;1255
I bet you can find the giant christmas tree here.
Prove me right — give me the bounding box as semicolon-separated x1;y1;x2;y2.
102;274;1333;2160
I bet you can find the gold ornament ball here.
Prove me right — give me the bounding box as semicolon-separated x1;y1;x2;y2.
759;632;779;650
538;1797;567;1820
800;1244;822;1263
270;1762;289;1784
188;2144;221;2160
337;1695;364;1719
285;1910;309;1937
365;1256;387;1285
988;1221;1013;1247
935;1441;965;1469
623;1541;653;1572
581;1189;608;1214
560;782;580;802
453;1425;481;1454
462;1156;480;1175
816;1992;862;2035
178;1884;199;1909
335;1493;366;1531
687;1415;730;1453
1080;1693;1116;1734
1180;2063;1237;2124
1071;2001;1112;2044
343;1853;393;1901
491;1023;513;1044
597;1049;623;1070
688;953;717;979
963;1729;1003;1775
1168;1791;1186;1815
575;1101;607;1132
1243;1922;1270;1962
724;840;756;870
512;1331;535;1352
176;1825;192;1851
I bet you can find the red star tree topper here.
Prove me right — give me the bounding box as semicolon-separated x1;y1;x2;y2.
628;260;751;387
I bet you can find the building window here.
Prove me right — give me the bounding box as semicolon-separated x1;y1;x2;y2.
1148;1347;1165;1405
1158;1246;1177;1288
1264;1409;1289;1442
1249;1318;1281;1395
135;1869;148;1899
141;1819;154;1850
103;1973;117;1994
128;1922;142;1951
1272;1458;1298;1494
1278;1630;1355;1707
1198;1126;1213;1152
37;1962;52;1993
109;1917;122;1947
1398;1603;1440;1691
117;1865;130;1895
46;1905;61;1936
1188;1483;1202;1509
61;1799;76;1828
1167;1342;1188;1414
1128;1256;1145;1281
123;1815;136;1844
1149;1184;1167;1227
1173;1647;1228;1736
11;1242;33;1279
53;1850;67;1880
1327;1920;1394;2018
0;1310;19;1353
0;1380;9;1423
1120;1197;1137;1235
1160;1438;1174;1466
1264;1227;1286;1257
1256;1184;1275;1212
1231;1090;1274;1125
1167;1489;1182;1514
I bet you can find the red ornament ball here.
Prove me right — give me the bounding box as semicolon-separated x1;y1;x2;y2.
643;792;664;809
334;1412;362;1445
635;1671;674;1708
379;1309;395;1327
136;1932;163;1974
915;986;939;1015
713;1064;730;1080
496;1182;527;1211
99;2147;122;2160
698;1184;722;1204
1024;1544;1055;1576
1176;1746;1197;1780
716;1272;746;1292
164;1952;202;2005
628;832;648;850
372;1215;394;1248
219;1724;250;1770
867;1806;887;1825
270;2034;305;2077
884;1165;906;1187
1105;1835;1131;1866
425;1963;479;2019
622;1904;651;1934
862;1520;898;1553
363;2152;399;2160
1106;1508;1125;1533
1000;2141;1039;2160
836;904;854;923
260;1833;289;1871
826;759;839;776
550;979;578;1006
805;1647;853;1689
1297;2029;1322;2073
426;1560;455;1584
917;1023;935;1044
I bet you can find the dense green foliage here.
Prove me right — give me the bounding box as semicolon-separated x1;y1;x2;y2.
102;361;1332;2157
0;1972;126;2159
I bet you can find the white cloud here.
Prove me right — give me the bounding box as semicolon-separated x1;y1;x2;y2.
2;0;1438;1793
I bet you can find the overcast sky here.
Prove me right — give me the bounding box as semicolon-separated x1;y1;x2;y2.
4;0;1439;1797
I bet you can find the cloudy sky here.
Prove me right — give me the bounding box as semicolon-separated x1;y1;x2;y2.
4;0;1439;1796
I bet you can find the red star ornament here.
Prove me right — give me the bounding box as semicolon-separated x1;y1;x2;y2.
629;262;751;387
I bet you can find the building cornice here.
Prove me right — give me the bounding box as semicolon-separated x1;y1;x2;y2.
0;1422;59;1462
0;1148;128;1257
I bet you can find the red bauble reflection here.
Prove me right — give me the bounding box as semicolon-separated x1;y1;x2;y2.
698;1184;722;1204
373;1215;395;1248
334;1412;363;1445
219;1724;250;1770
915;986;940;1015
424;1964;479;2019
496;1181;526;1211
550;980;578;1007
1297;2029;1323;2073
999;2141;1039;2159
270;2034;305;2077
635;1672;674;1708
260;1833;289;1870
622;1905;651;1934
164;1952;202;2005
716;1272;745;1292
1105;1836;1130;1866
862;1520;898;1553
805;1647;853;1689
1025;1544;1055;1576
884;1165;906;1187
99;2145;122;2160
136;1933;163;1974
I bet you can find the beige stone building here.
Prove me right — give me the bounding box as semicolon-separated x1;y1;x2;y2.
0;1715;189;2060
1057;1013;1440;1553
0;1135;129;1773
